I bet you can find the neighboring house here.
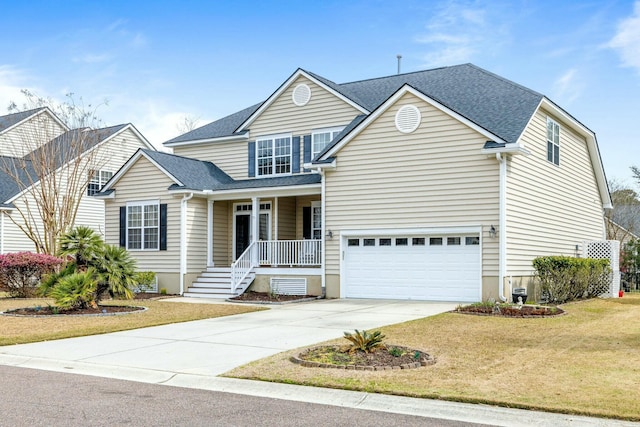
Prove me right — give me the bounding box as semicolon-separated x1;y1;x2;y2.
0;107;154;253
98;64;611;302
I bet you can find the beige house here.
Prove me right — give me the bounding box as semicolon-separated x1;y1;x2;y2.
0;107;154;252
98;64;611;302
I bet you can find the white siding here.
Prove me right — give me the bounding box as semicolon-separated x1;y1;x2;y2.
173;140;247;180
324;92;500;278
507;109;604;275
0;111;66;158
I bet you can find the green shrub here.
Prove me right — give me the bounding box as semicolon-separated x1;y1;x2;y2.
532;256;610;304
48;269;98;310
134;271;156;293
343;329;385;353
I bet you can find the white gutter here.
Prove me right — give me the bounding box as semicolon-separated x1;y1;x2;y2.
496;153;507;302
319;168;327;297
179;192;194;295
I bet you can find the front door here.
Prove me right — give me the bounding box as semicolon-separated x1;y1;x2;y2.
233;202;271;260
235;214;251;259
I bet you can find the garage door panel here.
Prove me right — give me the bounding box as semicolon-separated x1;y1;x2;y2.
344;234;480;302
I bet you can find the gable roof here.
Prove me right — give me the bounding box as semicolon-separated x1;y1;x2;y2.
0;123;148;205
103;149;321;195
0;107;69;136
164;64;544;149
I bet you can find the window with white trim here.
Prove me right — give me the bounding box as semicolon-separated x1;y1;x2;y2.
87;169;113;196
256;134;292;176
311;201;322;239
312;127;344;158
547;117;560;166
127;202;159;250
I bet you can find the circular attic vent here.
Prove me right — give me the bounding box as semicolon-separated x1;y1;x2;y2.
292;84;311;106
395;105;421;133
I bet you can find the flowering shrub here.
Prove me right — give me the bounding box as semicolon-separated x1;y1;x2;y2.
0;252;64;298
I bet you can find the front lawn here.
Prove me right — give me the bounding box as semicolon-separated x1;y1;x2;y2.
226;295;640;421
0;297;265;346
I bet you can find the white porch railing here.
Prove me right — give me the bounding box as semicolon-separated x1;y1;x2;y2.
231;241;258;293
257;240;322;267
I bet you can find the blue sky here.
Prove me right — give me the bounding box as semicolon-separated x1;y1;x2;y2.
1;0;639;186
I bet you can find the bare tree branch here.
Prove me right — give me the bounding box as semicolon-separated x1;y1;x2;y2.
0;91;110;255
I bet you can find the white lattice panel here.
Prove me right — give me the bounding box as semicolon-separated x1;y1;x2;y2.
583;240;621;297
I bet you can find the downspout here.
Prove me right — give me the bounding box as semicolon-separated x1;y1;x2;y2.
496;153;507;301
180;192;194;295
319;168;326;298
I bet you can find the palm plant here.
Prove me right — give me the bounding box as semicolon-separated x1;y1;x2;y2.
48;268;98;310
93;244;137;301
58;226;104;268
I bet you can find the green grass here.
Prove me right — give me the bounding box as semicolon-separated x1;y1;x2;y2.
0;297;265;346
226;294;640;421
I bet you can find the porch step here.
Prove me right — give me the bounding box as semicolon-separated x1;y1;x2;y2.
184;267;254;299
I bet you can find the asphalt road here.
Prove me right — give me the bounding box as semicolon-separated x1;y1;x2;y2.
0;365;489;427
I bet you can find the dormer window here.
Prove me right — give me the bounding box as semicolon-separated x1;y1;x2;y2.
256;133;292;177
312;127;344;158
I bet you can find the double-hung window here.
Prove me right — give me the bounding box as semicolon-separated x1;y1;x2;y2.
546;117;560;166
127;202;159;250
256;134;292;177
312;127;344;159
87;169;113;196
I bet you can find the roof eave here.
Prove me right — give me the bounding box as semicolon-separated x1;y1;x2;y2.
480;144;531;156
163;132;249;147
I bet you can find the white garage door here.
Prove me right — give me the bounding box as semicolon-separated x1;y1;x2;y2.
343;234;481;302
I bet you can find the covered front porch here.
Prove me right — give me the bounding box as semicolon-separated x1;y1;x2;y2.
185;183;324;297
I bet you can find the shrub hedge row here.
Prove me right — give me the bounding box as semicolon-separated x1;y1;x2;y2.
532;256;610;304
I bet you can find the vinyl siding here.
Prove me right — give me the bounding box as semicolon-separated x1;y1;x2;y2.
506;108;604;275
173;76;361;181
213;201;229;266
324;92;500;277
172;139;247;180
0;112;66;158
186;197;208;273
276;196;296;240
104;157;181;273
1;128;146;253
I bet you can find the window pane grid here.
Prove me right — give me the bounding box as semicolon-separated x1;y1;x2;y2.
127;203;159;250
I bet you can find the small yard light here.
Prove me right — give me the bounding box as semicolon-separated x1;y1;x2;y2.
489;225;497;238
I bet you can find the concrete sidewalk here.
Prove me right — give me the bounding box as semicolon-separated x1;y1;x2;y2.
0;298;635;426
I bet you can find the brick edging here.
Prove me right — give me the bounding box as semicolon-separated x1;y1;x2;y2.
290;350;435;371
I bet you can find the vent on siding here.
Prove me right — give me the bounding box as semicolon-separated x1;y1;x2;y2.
292;84;311;106
395;105;421;133
270;277;307;296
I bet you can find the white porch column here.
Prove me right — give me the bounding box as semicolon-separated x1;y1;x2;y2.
252;197;260;265
207;199;214;267
274;196;279;240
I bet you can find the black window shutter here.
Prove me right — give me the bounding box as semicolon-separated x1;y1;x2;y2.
160;203;167;251
302;206;311;239
303;135;311;172
248;141;256;177
119;206;126;247
292;136;300;173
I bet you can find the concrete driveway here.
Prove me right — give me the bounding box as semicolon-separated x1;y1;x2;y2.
0;298;457;382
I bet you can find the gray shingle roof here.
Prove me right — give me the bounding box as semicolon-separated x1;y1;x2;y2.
0;108;45;133
142;149;234;189
164;103;262;145
164;64;544;147
139;149;320;192
0;124;131;204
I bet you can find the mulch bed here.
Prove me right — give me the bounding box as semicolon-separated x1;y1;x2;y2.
3;305;146;316
454;304;564;317
292;345;434;370
229;291;319;303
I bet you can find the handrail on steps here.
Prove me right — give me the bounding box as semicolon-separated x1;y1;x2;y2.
230;241;258;294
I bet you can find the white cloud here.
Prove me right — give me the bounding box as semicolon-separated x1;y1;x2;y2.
415;1;504;67
0;65;39;112
608;1;640;72
552;68;584;104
